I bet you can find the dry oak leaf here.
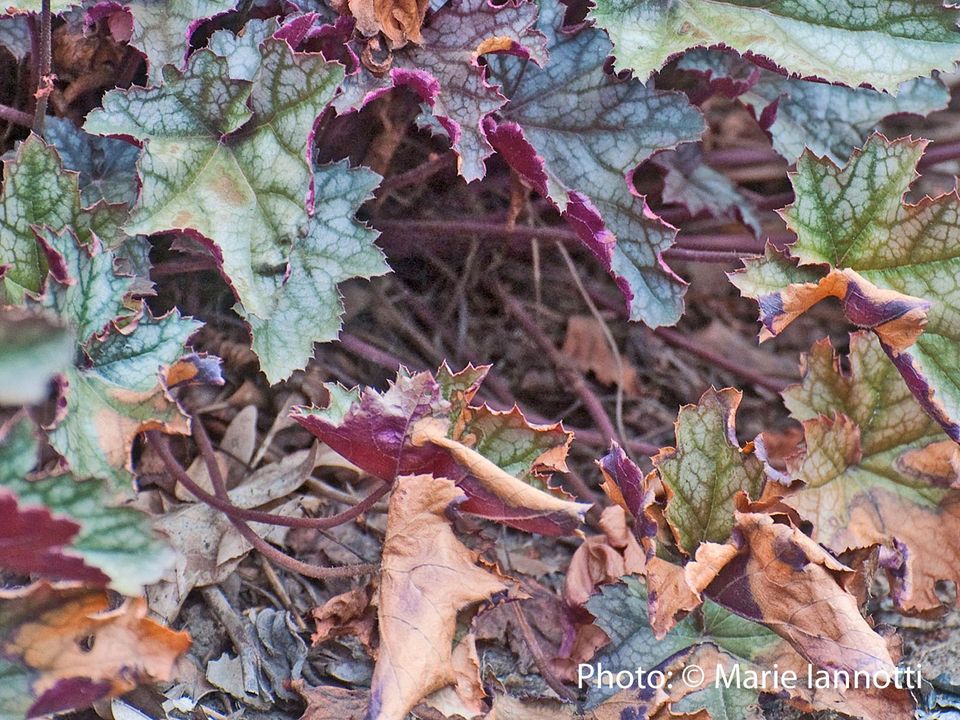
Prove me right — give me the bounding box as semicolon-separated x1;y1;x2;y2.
311;586;375;649
0;583;189;718
349;0;428;48
564;505;644;607
561;315;640;396
368;474;507;720
777;331;960;612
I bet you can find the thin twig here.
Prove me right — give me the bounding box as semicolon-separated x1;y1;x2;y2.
32;0;51;135
555;241;630;457
201;586;260;695
653;326;788;394
499;288;622;448
377;150;453;193
511;602;578;702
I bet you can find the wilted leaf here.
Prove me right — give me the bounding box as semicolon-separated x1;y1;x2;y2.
703;512;898;678
125;0;237;82
486;0;704;326
777;331;960;612
561;315;640;395
349;0;428;48
653;143;762;237
33;228;197;486
0;584;190;719
335;0;547;182
731;134;960;440
292;363;588;535
0;415;174;595
0;307;73;406
678;49;950;163
589;0;960;93
654;388;765;556
369;475;506;720
585;576;913;720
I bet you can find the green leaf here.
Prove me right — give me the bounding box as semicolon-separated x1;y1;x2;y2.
85;40;357;381
779;332;960;612
0;135;80;296
584;576;778;710
38;229;134;344
1;0;77;13
126;0;237;83
0;135;126;301
244;161;388;383
654;387;765;555
45;118;140;208
678;49;950;163
590;0;960;93
486;0;704;326
730;134;960;441
0;415;173;595
0;307;73;406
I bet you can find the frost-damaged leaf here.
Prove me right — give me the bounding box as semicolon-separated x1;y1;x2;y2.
35;228;197;487
349;0;428;48
245;162;388;383
589;0;960;94
84;40;377;382
0;491;107;585
584;576;913;720
45;118;140;208
0;584;190;718
369;475;506;720
678;49;950;164
0;135;123;299
730;134;960;440
291;364;588;535
0;307;73;406
654;388;764;556
0;415;174;594
653;143;762;237
125;0;237;82
335;0;547;183
485;0;704;326
776;332;960;612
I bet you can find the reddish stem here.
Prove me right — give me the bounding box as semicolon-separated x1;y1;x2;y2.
189;422;378;580
500;289;623;448
0;103;33;128
32;0;51;135
146;429;390;529
653;326;788;394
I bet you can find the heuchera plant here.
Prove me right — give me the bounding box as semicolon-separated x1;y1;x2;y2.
1;0;960;718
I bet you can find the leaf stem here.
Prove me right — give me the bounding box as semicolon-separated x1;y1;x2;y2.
510;602;578;702
189;421;379;580
0;103;33;128
146;429;390;530
32;0;51;135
